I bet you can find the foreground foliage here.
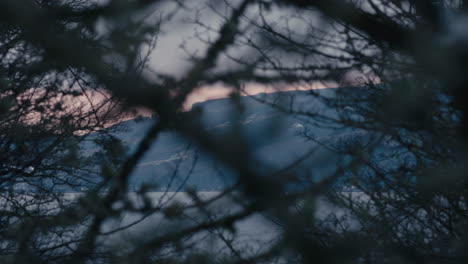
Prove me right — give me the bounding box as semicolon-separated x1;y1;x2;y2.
1;0;468;263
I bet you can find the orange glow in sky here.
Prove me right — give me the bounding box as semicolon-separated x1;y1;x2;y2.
183;81;338;110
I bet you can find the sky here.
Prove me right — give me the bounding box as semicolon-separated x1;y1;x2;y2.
70;0;379;126
142;1;340;111
182;82;336;110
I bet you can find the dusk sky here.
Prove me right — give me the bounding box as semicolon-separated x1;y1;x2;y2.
141;0;368;110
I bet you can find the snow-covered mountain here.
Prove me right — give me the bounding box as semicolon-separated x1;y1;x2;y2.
79;89;347;191
82;88;406;192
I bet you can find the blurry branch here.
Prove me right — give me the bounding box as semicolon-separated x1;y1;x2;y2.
171;0;253;107
3;0;468;263
124;202;259;262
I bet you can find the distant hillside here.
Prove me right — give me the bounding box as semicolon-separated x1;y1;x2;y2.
80;88;405;192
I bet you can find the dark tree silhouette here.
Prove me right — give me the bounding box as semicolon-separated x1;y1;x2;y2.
1;0;468;264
